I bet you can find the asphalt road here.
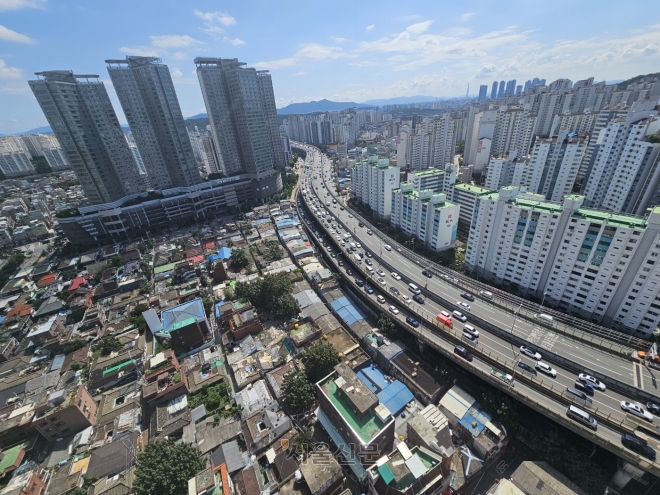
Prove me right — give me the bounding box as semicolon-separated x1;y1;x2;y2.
297;145;660;473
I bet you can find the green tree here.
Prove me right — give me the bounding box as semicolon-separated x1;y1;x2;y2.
94;336;123;356
133;441;205;495
109;255;123;268
301;342;339;384
223;287;234;301
58;289;70;301
63;339;87;355
289;426;315;461
230;248;251;270
378;314;397;338
273;293;300;321
282;371;315;412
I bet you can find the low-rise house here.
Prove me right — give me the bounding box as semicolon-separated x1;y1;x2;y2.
149;394;190;440
32;384;98;442
243;407;292;453
142;350;188;408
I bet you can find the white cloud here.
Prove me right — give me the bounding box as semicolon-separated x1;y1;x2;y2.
149;34;203;48
224;36;245;46
406;20;433;35
194;10;236;26
120;45;159;57
350;61;378;67
366;24;375;31
0;24;34;43
295;72;307;76
460;12;475;22
171;69;183;78
331;36;351;43
254;42;356;70
0;0;45;11
0;58;21;78
172;51;188;60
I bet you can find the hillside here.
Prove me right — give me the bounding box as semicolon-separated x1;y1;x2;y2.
277;99;374;115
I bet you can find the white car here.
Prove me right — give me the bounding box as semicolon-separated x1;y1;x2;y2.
401;295;411;304
384;245;392;251
621;401;654;422
519;346;542;361
348;214;353;218
457;301;471;312
356;242;362;248
452;310;467;322
463;325;479;338
391;272;402;281
376;269;386;277
377;295;386;304
389;305;400;315
535;362;557;378
377;277;387;285
578;373;606;391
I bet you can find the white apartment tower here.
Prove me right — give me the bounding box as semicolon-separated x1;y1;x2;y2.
350;156;400;219
29;71;143;204
106;56;200;189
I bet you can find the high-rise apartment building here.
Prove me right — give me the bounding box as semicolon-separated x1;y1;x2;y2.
29;71;143;204
195;58;286;180
491;81;498;100
350;156;400;219
497;80;506;98
408;115;456;171
478;85;488;102
466;186;660;337
106;56;200;189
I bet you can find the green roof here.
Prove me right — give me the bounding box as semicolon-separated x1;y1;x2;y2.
573;208;647;228
0;442;27;474
103;359;134;376
169;316;196;331
154;262;178;274
412;169;445;177
377;464;395;485
453;183;493;195
322;379;386;443
515;198;564;214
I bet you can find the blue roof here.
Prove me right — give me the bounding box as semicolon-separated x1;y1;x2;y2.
458;404;492;438
330;296;366;326
214;300;226;318
218;247;232;260
161;298;206;332
207;254;221;262
358;365;389;392
50;354;66;372
377;380;414;415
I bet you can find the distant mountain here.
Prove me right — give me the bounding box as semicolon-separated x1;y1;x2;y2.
9;124;132;136
277;99;374;115
361;95;443;105
186;113;208;120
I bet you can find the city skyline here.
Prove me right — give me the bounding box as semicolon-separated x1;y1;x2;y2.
1;0;660;134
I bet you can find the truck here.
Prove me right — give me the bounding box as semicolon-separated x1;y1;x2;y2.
436;313;453;329
491;368;515;386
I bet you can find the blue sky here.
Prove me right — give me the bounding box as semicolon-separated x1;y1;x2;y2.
2;0;660;134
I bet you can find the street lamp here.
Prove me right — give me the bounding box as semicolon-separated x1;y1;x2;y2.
540;291;548;307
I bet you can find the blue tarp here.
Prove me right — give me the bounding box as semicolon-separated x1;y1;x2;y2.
377;380;414;415
459;405;492;438
207;254;222;262
214;300;226;319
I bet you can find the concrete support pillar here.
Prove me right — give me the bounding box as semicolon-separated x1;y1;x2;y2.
417;338;426;354
611;461;645;490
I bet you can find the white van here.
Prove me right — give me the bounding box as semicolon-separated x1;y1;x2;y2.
408;283;421;295
353;253;362;264
366;266;374;275
566;405;597;430
535;313;554;323
350;242;356;249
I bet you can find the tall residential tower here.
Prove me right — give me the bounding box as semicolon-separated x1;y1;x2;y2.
29;71;142;204
106;56;200;189
195;58;286;180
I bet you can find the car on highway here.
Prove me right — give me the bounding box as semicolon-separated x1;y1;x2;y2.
389;286;400;295
348;214;353;218
367;229;372;235
463;325;479;337
376;269;386;277
391;272;402;281
377;277;386;285
621;401;654;422
355;279;364;287
440;274;452;281
621;434;656;461
413;294;425;304
377;295;386;304
578;373;606;391
516;361;537;376
365;259;373;266
384;245;392;251
422;269;433;278
566;387;592;404
346;269;353;276
358;222;364;227
389;305;399;315
406;316;420;328
573;381;594;396
454;345;473;362
648;402;660;414
460;292;475;302
452;310;467;322
365;285;374;295
365;251;372;258
535;362;557;377
338;260;344;267
457;301;471;312
401;295;411;304
519;346;542;360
